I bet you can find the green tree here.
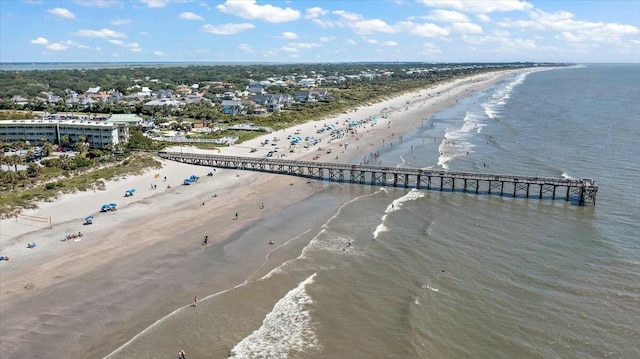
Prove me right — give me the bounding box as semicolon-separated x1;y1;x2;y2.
26;162;41;177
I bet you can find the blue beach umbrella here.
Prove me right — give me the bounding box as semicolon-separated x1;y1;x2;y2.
109;203;118;208
101;204;111;211
128;189;136;193
85;215;94;221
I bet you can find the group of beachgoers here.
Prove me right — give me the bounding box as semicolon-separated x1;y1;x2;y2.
62;232;83;242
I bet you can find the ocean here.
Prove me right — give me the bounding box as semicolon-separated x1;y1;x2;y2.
106;64;640;359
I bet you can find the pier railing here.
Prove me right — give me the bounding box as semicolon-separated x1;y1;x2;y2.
158;152;597;206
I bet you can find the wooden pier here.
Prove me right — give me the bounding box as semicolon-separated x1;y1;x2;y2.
159;152;598;206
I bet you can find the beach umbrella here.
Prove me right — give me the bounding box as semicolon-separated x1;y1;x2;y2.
101;205;111;211
128;189;136;193
85;215;94;221
109;203;118;207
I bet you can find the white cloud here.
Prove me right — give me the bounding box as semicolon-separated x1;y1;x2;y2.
347;39;357;45
74;0;120;8
281;42;320;52
418;0;533;14
139;0;171;8
476;14;491;23
307;7;334;28
46;43;69;51
108;39;142;51
421;42;442;54
154;51;166;56
319;36;336;42
333;10;362;23
367;39;378;44
398;21;450;38
282;31;298;39
426;10;469;23
47;8;76;19
31;37;49;45
110;18;131;25
68;40;89;49
499;9;639;44
291;42;320;49
451;22;483;34
216;0;300;23
305;7;328;19
74;28;127;38
462;32;540;53
351;19;398;35
202;23;255;35
32;38;89;51
238;44;253;53
384;41;398;47
180;12;203;20
333;11;397;35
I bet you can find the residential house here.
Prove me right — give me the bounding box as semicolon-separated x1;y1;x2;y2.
11;96;29;106
220;100;243;115
143;98;184;107
40;91;61;105
247;82;268;95
176;85;191;95
324;75;346;83
297;78;316;87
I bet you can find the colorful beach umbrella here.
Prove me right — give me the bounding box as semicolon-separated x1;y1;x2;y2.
85;215;94;221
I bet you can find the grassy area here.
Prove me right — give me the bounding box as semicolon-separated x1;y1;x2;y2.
0;152;162;217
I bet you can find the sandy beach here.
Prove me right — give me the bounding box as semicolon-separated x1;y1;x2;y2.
0;69;533;359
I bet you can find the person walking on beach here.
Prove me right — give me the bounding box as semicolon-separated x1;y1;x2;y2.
235;212;238;220
203;235;208;245
193;296;198;308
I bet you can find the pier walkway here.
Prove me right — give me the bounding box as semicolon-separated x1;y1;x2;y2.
159;152;598;206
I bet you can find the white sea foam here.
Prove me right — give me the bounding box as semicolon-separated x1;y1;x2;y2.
421;284;440;292
436;110;485;169
561;172;574;180
387;189;424;213
374;189;424;239
482;72;529;121
228;273;319;359
373;222;389;239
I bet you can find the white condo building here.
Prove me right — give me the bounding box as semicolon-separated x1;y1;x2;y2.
0;118;129;149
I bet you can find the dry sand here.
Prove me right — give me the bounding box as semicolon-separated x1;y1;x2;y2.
0;69;532;359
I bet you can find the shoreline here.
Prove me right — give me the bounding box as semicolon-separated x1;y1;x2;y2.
0;68;539;359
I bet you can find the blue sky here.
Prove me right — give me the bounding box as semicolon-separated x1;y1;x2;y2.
1;0;639;63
